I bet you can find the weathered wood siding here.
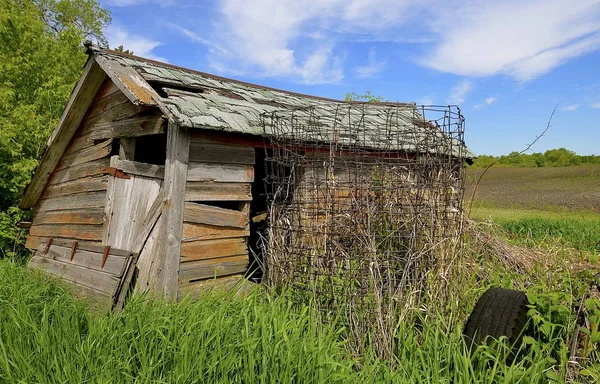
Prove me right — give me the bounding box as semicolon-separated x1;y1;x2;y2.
25;79;153;250
28;238;138;310
178;134;254;297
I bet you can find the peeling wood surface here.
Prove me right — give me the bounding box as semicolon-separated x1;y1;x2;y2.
185;182;251;202
95;54;160;107
187;162;254;183
180;238;247;261
184;202;248;229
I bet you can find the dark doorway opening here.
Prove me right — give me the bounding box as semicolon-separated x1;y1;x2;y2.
246;148;269;282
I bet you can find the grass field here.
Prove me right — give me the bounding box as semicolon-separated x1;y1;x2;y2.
466;165;600;213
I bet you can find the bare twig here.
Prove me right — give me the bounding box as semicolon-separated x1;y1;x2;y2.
467;105;558;215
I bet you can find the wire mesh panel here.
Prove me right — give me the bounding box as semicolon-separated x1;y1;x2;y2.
262;103;468;359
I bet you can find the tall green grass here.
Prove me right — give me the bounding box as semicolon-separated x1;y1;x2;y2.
1;260;597;383
499;217;600;253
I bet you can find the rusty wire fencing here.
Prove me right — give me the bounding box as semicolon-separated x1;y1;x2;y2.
261;103;469;360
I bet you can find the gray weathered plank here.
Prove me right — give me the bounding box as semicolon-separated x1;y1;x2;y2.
33;208;105;225
29;224;104;241
115;159;165;179
21;59;107;209
56;139;112;171
188;142;255;164
90;116;166;140
160;122;191;300
131;189;164;254
43;244;127;276
179;255;248;281
177;274;248;300
187;162;254;183
29;255;120;295
183;202;248;229
185;182;251;202
48;158;111;186
180;237;248;261
134;216;163;294
35;191;106;212
41;176;108;199
182;222;249;242
48;237;130;256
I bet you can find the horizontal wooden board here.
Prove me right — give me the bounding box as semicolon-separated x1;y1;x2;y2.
33;208;105;225
116;159;164;179
36;191;106;212
56;140;112;171
29;224;104;241
89;116;165;140
65;283;113;313
80;100;147;137
94;78;120;101
84;89;131;121
185;182;251;202
47;238;131;257
179;255;248;281
182;222;249;242
187;163;254;183
177;274;251;300
184;202;248;229
180;238;248;262
189;142;255;164
48;158;111;186
29;255;119;295
41;244;127;276
41;176;108;199
64;132;94;155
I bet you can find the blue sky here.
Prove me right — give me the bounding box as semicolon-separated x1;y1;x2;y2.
100;0;600;156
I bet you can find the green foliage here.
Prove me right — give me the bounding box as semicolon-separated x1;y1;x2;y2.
345;91;384;102
0;259;599;382
0;0;110;254
471;148;600;168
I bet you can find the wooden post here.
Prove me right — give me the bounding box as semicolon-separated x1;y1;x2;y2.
160;121;190;300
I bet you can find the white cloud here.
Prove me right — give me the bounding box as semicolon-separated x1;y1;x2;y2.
106;26;167;62
173;0;600;83
474;96;497;109
421;0;600;81
416;94;435;105
448;80;472;104
562;104;581;111
354;49;386;78
591;102;600;109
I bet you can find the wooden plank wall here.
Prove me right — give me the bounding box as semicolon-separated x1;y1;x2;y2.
178;134;254;298
25;79;161;251
28;238;137;310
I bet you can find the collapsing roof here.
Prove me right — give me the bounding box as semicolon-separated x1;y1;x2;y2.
89;46;473;156
21;45;473;209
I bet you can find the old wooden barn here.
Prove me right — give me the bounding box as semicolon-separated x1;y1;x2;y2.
21;45;472;307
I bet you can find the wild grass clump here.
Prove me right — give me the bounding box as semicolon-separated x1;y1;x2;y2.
2;257;599;382
499;217;600;254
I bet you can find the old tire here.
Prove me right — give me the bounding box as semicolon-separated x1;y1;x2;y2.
463;287;529;347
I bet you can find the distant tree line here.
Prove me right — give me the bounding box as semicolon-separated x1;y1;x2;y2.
471;148;600;168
